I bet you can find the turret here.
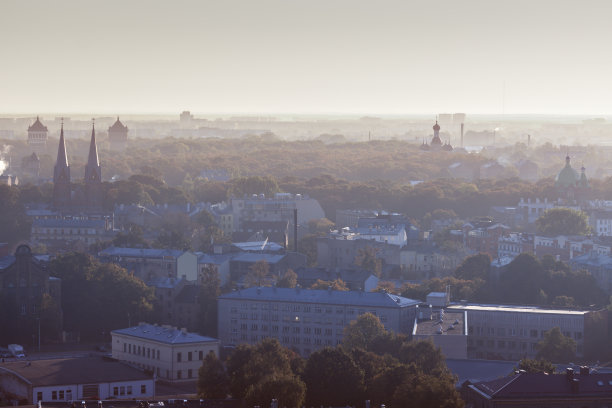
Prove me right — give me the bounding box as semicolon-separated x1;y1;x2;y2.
52;120;71;208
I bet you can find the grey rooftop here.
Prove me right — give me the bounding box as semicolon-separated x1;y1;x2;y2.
219;286;420;308
112;323;217;344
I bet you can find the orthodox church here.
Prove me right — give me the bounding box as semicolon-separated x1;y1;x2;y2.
52;120;103;212
420;120;453;151
555;155;590;202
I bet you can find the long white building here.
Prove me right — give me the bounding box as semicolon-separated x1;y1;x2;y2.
218;287;420;357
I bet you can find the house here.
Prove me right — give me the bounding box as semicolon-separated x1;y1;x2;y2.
217;287;420;357
98;247;198;282
294;267;379;291
111;323;219;382
0;357;154;404
0;245;62;344
465;369;612;408
570;252;612;294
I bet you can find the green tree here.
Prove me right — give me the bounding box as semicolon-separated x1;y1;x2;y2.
112;225;149;248
245;260;271;287
49;253;155;340
515;358;555;374
342;313;387;351
355;246;382;277
277;269;297;288
302;347;365;407
454;253;491;281
309;278;349;291
198;351;230;399
390;370;464;408
536;327;577;363
535;208;590;236
197;265;220;336
244;375;305;408
397;339;447;376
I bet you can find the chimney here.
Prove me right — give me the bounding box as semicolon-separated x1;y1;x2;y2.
294;208;298;252
580;366;589;376
566;367;574;379
571;378;580;393
460;123;464;148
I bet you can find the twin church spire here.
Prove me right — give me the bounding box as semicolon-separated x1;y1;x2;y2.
52;119;102;209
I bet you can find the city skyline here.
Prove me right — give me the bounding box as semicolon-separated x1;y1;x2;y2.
2;0;612;115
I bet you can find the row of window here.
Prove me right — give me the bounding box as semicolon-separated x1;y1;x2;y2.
470;326;582;340
235;303;377;315
233;324;340;336
230;334;340;347
113;385;147;396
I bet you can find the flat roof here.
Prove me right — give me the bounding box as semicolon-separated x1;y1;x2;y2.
0;357;150;387
112;323;218;345
219;287;420;308
446;303;591;315
414;310;466;336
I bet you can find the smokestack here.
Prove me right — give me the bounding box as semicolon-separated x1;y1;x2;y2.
460;123;464;148
294;208;298;252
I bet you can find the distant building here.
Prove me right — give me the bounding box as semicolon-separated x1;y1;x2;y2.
570;252;612;294
446;303;605;360
465;369;612;408
108;117;128;151
294;267;379;291
218;287;420;357
555;155;590;201
98;247;198;282
0;357;154;404
413;303;467;359
0;244;63;344
27;116;48;153
111;323;219;382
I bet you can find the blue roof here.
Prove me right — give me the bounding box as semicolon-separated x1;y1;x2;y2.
99;246;184;259
232;241;284;252
147;277;184;289
111;323;218;344
219;287;420;308
571;253;612;268
198;253;233;265
231;253;285;264
0;255;15;270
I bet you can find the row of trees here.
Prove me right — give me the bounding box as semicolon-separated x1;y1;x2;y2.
198;314;463;408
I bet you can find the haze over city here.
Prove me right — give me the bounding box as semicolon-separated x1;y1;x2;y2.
3;0;612;115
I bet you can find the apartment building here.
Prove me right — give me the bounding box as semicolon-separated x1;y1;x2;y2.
446;304;605;360
218;287;420;357
111;323;219;382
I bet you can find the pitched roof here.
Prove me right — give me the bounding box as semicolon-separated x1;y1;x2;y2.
112;323;217;344
99;246;184;259
0;357;150;387
28;117;48;132
109;117;128;131
471;371;612;399
219;286;420;308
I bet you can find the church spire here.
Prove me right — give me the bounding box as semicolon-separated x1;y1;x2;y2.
56;119;68;169
52;118;71;208
87;119;99;168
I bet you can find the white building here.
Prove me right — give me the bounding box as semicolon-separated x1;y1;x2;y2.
218;287;420;357
0;357;154;404
111;323;219;382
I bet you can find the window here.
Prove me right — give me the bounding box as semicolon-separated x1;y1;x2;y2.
188;351;193;361
188;369;193;379
113;388;118;396
199;351;203;360
177;352;182;362
157;349;160;360
52;391;57;400
530;329;538;338
123;343;127;352
120;386;125;396
59;391;64;400
37;392;43;402
314;328;322;335
141;385;147;394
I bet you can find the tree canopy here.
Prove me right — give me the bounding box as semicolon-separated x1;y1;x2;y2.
535;208;590;236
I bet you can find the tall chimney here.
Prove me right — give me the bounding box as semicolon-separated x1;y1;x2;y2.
460;123;464;147
294;208;298;252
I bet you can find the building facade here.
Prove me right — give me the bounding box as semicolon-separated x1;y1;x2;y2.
111;323;219;382
218;287;420;357
27;117;48;153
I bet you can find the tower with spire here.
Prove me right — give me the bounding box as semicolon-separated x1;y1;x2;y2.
52;120;71;208
84;119;102;209
431;120;443;149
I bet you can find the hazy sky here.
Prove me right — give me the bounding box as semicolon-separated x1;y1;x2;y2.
2;0;612;115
